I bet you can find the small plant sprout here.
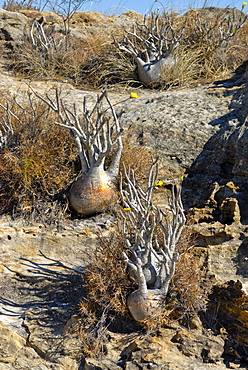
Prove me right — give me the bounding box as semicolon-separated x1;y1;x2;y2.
120;158;186;321
115;11;185;85
35;89;123;216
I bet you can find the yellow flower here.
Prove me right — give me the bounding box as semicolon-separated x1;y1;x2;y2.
180;174;188;179
123;207;131;211
130;92;139;98
242;2;247;8
154;180;164;187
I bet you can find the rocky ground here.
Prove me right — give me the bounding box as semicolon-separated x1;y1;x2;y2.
1;7;248;370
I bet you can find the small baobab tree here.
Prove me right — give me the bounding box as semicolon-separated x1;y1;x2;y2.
120;159;186;321
35;89;123;216
115;11;184;85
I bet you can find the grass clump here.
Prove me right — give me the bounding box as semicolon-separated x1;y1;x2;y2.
75;231;138;358
10;16;135;88
0;92;77;222
3;0;38;11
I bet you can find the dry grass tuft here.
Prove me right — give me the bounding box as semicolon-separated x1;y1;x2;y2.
120;140;154;182
3;0;38;11
76;230;137;357
0;93;78;222
175;7;248;84
11;20;136;88
169;223;208;326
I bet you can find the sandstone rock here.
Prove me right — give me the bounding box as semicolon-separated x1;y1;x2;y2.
119;10;143;21
18;9;43;19
172;328;224;362
219;197;241;224
230;83;248;121
0;364;15;369
70;11;112;25
0;10;29;47
0;321;25;363
18;10;62;24
84;328;227;370
119;88;230;178
207;281;248;359
12;346;62;370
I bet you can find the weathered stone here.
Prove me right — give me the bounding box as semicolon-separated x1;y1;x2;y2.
70;11;112;25
119;88;230;178
219;197;241;224
84;329;227;370
0;9;29;47
0;321;25;363
207;281;248;359
230;83;248;121
171;329;224;362
12;346;62;370
119;10;143;21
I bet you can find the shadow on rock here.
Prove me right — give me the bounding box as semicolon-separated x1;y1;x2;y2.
232;237;248;278
0;253;86;364
203;280;248;366
182;103;248;225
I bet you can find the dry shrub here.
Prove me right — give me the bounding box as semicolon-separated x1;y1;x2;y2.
158;7;248;88
76;230;137;358
3;0;38;11
169;223;208;325
120;141;154;182
12;26;71;80
11;20;136;87
0;93;78;221
178;7;248;83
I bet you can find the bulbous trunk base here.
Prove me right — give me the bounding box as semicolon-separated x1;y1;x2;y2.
137;56;176;85
68;169;117;216
127;289;165;321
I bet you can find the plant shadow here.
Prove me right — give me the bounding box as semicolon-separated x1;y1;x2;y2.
0;252;86;363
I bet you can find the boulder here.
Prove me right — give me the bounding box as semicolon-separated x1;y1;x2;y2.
70;11;112;25
0;9;29;48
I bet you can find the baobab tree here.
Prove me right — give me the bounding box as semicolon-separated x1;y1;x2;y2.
120;159;186;320
115;12;184;85
35;89;123;216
